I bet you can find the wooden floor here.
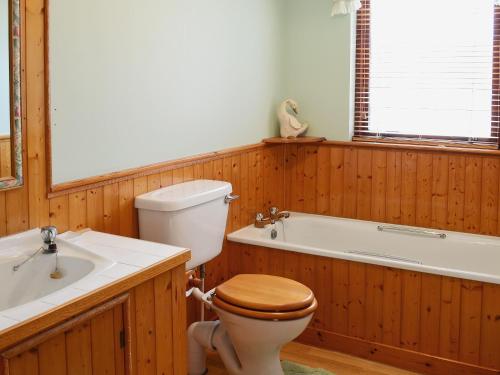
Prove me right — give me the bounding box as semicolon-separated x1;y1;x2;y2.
206;342;419;375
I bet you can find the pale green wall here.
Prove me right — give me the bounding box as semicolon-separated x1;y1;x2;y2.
49;0;354;183
282;0;355;140
50;0;286;183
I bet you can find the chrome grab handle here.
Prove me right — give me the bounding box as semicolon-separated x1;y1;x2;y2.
377;225;446;239
224;194;240;204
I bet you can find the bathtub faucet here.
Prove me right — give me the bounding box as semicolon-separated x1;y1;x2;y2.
254;213;272;228
269;207;290;224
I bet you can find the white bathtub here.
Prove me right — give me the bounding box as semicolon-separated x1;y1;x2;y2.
227;212;500;285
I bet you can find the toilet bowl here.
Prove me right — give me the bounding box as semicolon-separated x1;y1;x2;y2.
195;274;318;375
135;180;317;375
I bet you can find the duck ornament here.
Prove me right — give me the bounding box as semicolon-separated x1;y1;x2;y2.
278;99;309;139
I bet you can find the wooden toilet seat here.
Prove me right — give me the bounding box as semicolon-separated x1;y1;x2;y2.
213;274;318;321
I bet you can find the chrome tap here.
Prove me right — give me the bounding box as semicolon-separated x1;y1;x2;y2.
269;207;290;224
41;226;58;254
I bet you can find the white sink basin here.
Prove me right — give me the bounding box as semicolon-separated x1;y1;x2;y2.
0;228;186;333
0;229;114;311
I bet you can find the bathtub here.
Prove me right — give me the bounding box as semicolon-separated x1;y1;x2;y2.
227;212;500;285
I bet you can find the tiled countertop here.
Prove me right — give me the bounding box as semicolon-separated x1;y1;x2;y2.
0;230;187;333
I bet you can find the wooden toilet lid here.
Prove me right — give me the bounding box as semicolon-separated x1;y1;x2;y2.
214;274;315;312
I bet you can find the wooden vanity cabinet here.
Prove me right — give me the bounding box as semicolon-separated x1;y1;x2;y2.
0;264;188;375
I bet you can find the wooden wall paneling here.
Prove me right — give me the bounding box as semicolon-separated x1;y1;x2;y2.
331;259;349;335
132;177;148;239
316;146;331;215
313;256;332;331
172;168;183;185
86;188;104;232
5;188;29;235
231;154;241;231
239;152;250;226
400;152;417;225
154;272;174;375
329;147;344;217
0;193;6;236
68;192;87;232
479;284;500;369
371;150;387;222
0;140;12;177
419;274;441;355
447;155;466;232
171;265;188;375
266;247;284;277
400;270;421;350
459;280;483;365
382;268;402;347
348;262;366;339
464;157;483;234
183;166;194;182
263;145;284;210
147;174;161;192
48;194;69;233
26;0;49;230
290;144;304;212
231;244;500;374
364;265;384;343
480;158;500;235
38;334;67;375
303;146;318;213
103;183;120;235
356;149;372;220
134;280;157;375
118;180;136;237
343;148;358;218
415;153;433;227
160;170;173;188
385;151;402;224
439;277;462;360
248;149;263;222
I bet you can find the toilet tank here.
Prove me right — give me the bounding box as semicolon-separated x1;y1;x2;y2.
135;180;232;270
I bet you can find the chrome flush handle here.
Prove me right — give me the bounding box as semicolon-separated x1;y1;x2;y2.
224;194;240;204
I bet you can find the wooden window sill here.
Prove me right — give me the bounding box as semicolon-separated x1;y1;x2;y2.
317;137;500;156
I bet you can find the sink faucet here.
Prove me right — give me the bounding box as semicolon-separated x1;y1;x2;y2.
41;226;58;254
12;226;59;272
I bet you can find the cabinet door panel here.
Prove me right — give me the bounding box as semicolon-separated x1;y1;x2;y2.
2;295;129;375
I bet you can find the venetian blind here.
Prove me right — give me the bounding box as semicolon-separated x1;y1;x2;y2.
354;0;500;147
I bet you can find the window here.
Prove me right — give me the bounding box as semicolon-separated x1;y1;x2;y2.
354;0;500;147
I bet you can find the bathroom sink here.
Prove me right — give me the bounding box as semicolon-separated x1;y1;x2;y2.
0;229;114;311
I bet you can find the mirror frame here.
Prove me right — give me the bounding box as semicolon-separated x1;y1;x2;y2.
0;0;24;190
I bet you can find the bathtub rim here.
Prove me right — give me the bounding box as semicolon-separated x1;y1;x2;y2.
227;212;500;285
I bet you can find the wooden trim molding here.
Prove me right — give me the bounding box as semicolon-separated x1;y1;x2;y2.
45;142;267;198
298;328;500;375
335;139;500;156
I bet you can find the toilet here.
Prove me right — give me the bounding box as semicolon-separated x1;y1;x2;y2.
135;180;317;375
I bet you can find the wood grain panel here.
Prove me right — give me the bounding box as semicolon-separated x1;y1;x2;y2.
231;243;500;375
2;271;184;375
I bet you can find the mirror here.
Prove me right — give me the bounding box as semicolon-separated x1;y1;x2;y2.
0;0;23;190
